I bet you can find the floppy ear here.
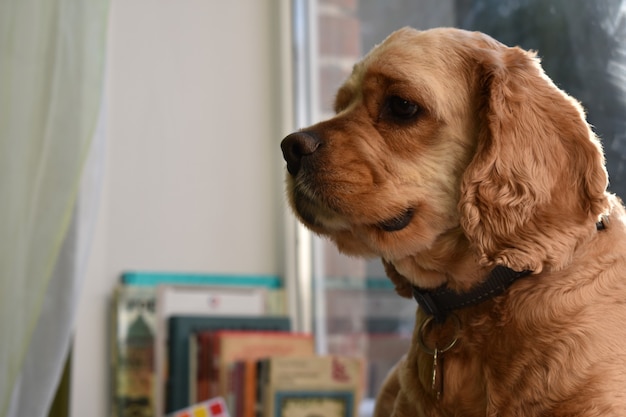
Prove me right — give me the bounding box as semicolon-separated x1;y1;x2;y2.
460;45;609;273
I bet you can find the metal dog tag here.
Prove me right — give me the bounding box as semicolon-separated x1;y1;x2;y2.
418;314;461;400
431;347;443;400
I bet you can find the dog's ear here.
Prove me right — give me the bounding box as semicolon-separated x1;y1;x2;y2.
459;45;608;273
382;259;413;298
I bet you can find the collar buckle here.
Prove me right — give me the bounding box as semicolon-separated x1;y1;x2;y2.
412;287;447;324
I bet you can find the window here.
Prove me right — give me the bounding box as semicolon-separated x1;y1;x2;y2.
291;0;626;412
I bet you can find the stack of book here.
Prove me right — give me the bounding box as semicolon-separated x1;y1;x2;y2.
110;271;365;417
256;355;364;417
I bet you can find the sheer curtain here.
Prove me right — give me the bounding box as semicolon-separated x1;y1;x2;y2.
0;1;109;417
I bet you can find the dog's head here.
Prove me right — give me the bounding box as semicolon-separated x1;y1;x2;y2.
281;27;609;292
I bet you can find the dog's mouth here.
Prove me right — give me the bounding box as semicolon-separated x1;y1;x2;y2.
295;195;415;233
291;182;415;233
378;208;415;232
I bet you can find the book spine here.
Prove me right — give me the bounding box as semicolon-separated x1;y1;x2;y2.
111;285;156;417
189;334;198;405
196;333;213;402
255;359;270;417
211;332;222;399
243;360;257;417
121;272;282;289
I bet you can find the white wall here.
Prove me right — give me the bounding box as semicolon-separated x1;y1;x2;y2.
71;1;293;416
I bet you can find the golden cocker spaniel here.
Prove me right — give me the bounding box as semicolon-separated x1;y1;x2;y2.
281;27;626;416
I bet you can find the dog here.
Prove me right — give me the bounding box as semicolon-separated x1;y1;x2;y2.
280;27;626;416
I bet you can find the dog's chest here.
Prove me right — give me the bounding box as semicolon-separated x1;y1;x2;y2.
408;304;624;417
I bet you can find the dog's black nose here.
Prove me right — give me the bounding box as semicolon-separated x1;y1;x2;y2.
280;131;321;175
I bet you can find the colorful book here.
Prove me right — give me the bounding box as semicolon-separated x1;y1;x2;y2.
110;284;157;417
166;316;291;414
211;331;315;396
209;331;315;412
155;285;272;417
112;271;286;417
257;355;364;417
226;359;258;417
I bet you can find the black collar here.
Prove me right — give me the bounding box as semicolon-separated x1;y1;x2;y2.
412;218;608;324
412;266;532;324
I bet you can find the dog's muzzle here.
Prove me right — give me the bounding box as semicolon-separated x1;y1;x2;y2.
281;131;321;175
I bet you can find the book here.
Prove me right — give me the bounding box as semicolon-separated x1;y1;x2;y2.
155;285;272;417
226;360;248;417
121;271;286;316
226;358;258;417
257;355;364;417
122;271;282;289
239;361;255;417
189;331;217;404
112;271;286;417
110;284;157;417
166;316;291;415
271;391;354;417
209;331;315;412
167;396;230;417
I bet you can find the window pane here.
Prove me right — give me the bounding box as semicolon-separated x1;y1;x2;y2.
304;0;626;410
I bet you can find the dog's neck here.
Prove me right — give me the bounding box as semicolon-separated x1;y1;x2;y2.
392;218;609;291
390;218;609;323
412;266;533;324
391;227;489;292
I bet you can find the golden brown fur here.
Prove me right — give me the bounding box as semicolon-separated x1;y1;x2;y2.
281;27;626;416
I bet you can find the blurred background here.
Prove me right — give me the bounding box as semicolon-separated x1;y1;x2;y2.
1;1;624;417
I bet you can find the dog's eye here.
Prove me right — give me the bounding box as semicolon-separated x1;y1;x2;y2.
385;96;422;121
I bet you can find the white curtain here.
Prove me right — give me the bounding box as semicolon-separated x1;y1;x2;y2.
0;1;109;417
